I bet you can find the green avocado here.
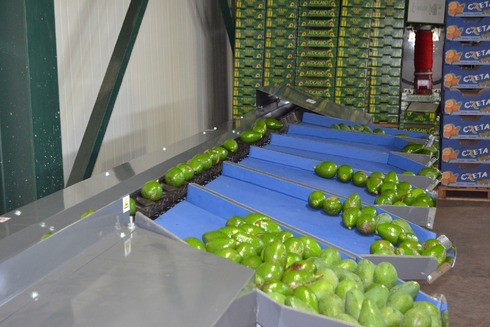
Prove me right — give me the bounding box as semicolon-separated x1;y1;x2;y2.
377;223;404;245
240;130;263;143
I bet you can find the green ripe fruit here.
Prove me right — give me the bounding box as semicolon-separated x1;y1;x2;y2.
343;193;362;211
314;161;338;178
176;163;195;181
140;180;163;201
373;262;398;289
356;258;376;289
276;230;294;243
415;193;436;207
336;278;362;301
417;167;440;180
212;145;228;161
319;247;342;268
412;301;441;320
226;215;245;227
345;287;365;320
370;171;385;180
284;296;318;314
204;149;220;166
401;308;432;327
318;294;345;318
164;167;185;187
366;176;384;195
398;240;423;254
241;223;265;235
223;138;238;153
240;130;263;143
243;212;270;225
356;213;377;235
265;117;284;130
260;233;279;246
205;238;236;254
284;237;305;257
294;285;319;313
375;194;394;205
362;206;378;217
370;239;396;255
253;119;267;136
375;213;393;226
281;269;315;289
256;262;284;282
380;306;404;327
236;243;259;259
422;238;442;250
299;236;322;259
342;207;361;229
398;181;412;191
387;291;414;314
214;248;242;263
389;281;421;299
359;298;386;327
129;197;136;216
186;158;203;175
352;170;369;187
391;218;415;234
402;171;416;176
184;237;206;251
262;241;287;267
323;196;343;216
373;128;386;135
202;230;229;244
261;280;293;296
285;252;302;268
308;190;326;209
364;283;390;309
384;170;399;184
241;254;263;269
337;164;354;183
376;223;404;245
335;313;361;325
336;258;358;273
255;220;282;234
421;244;447;267
307;277;337;301
285;259;316;274
267;292;287;305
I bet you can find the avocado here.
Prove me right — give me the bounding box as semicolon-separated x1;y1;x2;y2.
294;285;319;312
359;298;386;327
240;130;263;143
314;161;338;178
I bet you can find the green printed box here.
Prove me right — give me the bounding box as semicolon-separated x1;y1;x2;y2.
368;103;400;114
266;17;297;29
299;18;338;28
335;97;367;109
368;47;403;58
232;106;255;118
296;77;335;88
266;7;297;18
265;38;297;49
369;37;403;48
267;0;298;8
265;48;296;59
368;66;401;77
264;68;295;79
263;77;295;87
298;37;338;48
369;86;401;97
337;37;369;48
369;95;401;106
234;57;263;69
372;7;405;19
372;0;405;9
233;96;256;107
369;76;401;87
300;0;339;7
300;8;339;18
265;27;297;39
233;76;263;88
235;29;265;39
371;113;399;124
298;49;337;58
297;57;337;68
298;28;337;38
264;58;296;69
368;57;402;67
340;17;372;28
296;67;336;78
400;110;437;124
371;17;404;28
335;77;368;87
236;0;266;8
337;47;369;58
341;0;374;8
233;67;263;79
236;8;265;19
336;67;368;78
233;86;257;97
338;26;371;38
340;6;373;17
236;18;265;29
235;38;265;49
301;87;335;98
336;57;368;68
335;87;367;98
370;26;404;38
234;48;264;59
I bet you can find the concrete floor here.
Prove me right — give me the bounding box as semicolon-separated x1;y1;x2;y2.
419;199;490;327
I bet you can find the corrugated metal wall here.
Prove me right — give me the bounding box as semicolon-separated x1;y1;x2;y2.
54;0;231;184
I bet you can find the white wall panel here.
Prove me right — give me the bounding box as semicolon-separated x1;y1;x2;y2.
54;0;231;184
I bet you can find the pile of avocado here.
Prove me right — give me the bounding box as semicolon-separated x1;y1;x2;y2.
314;161;437;208
185;213;445;326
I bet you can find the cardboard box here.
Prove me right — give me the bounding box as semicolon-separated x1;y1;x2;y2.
341;0;374;8
335;76;368;87
267;0;298;8
235;38;265;49
233;76;263;88
266;17;297;28
443;89;490;115
296;67;336;78
372;7;405;18
368;56;403;67
298;37;338;48
370;26;405;38
234;57;263;69
236;18;266;29
300;0;339;6
369;94;401;106
337;47;369;58
236;8;265;19
443;64;490;89
300;86;335;98
265;48;296;59
369;75;402;87
266;7;297;18
442;114;490;139
236;0;266;8
234;48;264;59
446;16;490;41
338;26;371;37
373;0;405;9
336;57;368;68
371;113;399;124
335;96;367;108
296;77;335;88
340;17;372;28
368;103;400;114
263;68;295;79
297;57;337;68
340;6;373;17
299;18;338;28
298;49;337;58
233;68;263;79
440;162;490;187
371;17;405;28
265;27;297;39
265;38;297;49
337;37;370;48
369;37;404;48
369;86;401;96
263;77;295;87
336;67;368;78
299;7;339;17
441;139;490;163
368;46;403;58
335;86;367;97
235;29;265;39
233;86;257;97
369;65;402;77
446;0;490;17
444;41;490;65
264;58;296;69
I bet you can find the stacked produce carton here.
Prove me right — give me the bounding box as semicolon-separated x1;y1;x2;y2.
440;0;490;187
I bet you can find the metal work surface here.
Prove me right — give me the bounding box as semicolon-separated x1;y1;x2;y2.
0;199;255;327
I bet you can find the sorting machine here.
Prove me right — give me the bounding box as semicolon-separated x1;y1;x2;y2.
0;86;452;326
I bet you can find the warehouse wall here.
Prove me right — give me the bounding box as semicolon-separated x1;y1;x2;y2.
54;0;231;184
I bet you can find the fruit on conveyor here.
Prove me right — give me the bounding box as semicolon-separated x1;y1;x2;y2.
223;138;238;153
265;117;284;130
240;130;263;144
184;213;445;326
140;180;163;201
314;161;338;179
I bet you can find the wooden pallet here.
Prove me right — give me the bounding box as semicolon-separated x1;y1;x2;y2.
437;186;490;201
